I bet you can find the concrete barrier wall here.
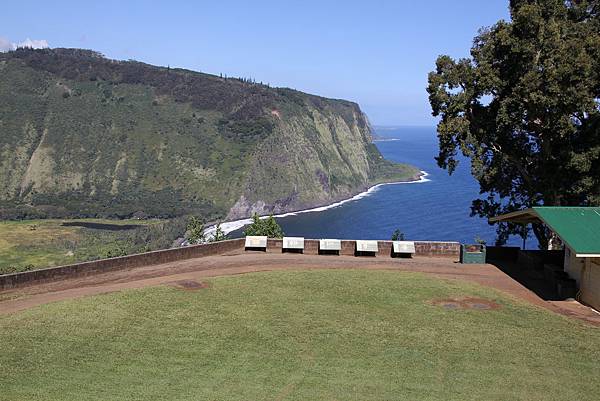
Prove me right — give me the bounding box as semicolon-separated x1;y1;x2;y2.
267;240;460;257
412;241;461;257
1;238;460;290
0;238;245;290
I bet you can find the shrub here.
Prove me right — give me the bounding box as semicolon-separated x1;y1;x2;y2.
391;229;405;241
186;216;205;244
0;264;35;275
474;236;487;245
209;223;228;242
243;213;283;238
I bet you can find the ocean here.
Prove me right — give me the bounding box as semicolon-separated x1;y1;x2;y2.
221;126;530;247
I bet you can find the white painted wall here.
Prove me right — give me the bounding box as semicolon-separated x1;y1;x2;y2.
564;246;585;284
580;259;600;311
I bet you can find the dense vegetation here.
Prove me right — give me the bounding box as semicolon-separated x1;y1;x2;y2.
427;0;600;247
2;270;599;400
0;48;420;222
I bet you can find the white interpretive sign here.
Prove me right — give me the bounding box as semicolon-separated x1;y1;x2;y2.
393;241;416;254
356;240;379;253
245;236;268;248
319;239;341;251
283;237;304;250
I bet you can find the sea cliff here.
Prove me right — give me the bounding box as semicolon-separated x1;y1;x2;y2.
0;48;420;220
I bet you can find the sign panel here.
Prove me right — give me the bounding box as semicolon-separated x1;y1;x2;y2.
245;236;268;248
393;241;416;254
319;239;341;251
356;240;378;253
283;237;304;249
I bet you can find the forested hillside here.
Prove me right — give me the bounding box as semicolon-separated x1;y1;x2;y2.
0;48;420;220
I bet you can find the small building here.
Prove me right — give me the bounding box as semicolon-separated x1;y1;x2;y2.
490;207;600;311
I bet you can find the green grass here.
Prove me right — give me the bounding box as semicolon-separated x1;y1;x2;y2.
0;218;167;274
1;269;599;400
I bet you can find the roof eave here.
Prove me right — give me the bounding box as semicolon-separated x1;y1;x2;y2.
488;208;539;224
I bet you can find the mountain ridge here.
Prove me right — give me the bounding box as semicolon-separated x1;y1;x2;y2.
0;48;421;220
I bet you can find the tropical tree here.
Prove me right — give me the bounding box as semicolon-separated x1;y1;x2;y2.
243;213;284;238
427;0;600;248
209;223;228;242
186;216;205;244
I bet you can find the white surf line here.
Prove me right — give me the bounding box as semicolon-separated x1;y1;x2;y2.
204;171;431;237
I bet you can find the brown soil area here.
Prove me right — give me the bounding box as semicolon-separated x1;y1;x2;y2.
1;252;599;325
167;280;210;291
430;297;501;310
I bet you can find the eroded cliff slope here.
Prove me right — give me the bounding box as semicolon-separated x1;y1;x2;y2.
0;48;420;220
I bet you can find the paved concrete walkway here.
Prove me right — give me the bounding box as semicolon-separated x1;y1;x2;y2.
1;252;599;325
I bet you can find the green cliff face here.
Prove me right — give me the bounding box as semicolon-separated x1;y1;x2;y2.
0;48;420;220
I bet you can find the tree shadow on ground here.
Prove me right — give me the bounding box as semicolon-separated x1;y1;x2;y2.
488;259;561;301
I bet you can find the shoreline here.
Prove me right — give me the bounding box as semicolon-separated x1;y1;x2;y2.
204;170;431;237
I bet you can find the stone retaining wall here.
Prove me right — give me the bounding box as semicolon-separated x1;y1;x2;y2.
412;241;461;257
1;239;460;290
0;238;246;290
267;240;460;257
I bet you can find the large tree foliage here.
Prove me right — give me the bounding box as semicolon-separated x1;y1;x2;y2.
427;0;600;247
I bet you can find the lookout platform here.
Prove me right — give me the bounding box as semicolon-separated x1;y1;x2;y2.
1;250;599;325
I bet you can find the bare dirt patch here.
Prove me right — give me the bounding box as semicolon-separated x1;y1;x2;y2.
167;280;209;291
430;297;501;311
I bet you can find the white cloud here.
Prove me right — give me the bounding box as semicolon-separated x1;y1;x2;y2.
0;37;15;52
0;36;50;52
17;38;49;49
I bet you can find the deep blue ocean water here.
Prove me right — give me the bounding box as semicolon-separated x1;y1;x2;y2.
228;126;528;247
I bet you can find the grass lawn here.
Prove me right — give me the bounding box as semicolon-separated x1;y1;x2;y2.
1;269;599;401
0;218;171;274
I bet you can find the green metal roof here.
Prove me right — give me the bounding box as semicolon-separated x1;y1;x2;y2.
489;207;600;257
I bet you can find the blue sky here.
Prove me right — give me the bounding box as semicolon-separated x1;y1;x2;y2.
1;1;509;125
